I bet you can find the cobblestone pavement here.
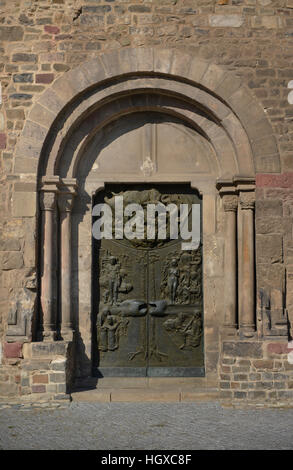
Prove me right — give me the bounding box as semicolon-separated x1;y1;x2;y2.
0;402;292;450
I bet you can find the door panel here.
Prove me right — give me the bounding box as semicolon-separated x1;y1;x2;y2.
93;185;204;377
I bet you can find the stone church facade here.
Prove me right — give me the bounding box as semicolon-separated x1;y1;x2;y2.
1;0;293;405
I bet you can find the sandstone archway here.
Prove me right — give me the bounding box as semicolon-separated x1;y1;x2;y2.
11;47;281;383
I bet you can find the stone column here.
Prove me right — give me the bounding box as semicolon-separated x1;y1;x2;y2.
40;191;57;341
58;188;76;340
223;194;238;333
239;192;255;337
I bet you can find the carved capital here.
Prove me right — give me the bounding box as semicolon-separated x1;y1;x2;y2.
40;191;57;211
58;192;75;213
240;192;255;210
223;195;238;212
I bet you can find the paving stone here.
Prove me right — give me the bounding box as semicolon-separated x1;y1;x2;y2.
0;402;293;450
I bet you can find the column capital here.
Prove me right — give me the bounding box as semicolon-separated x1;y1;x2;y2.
58;192;76;213
40;191;57;211
239;191;255;210
223;194;238;212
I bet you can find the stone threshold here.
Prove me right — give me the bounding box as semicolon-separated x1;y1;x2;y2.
71;376;219;402
71;387;219;403
0;399;71;409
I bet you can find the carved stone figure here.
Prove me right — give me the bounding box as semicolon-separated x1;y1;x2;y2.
99;251;133;305
160;247;202;305
97;308;128;352
163;310;202;351
167;258;179;304
108;256;121;305
180;311;202;350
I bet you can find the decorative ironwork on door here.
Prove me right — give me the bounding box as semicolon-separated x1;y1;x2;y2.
92;185;204;377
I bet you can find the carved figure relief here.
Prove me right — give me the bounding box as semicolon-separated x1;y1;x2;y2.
163;310;202;351
167;259;179;304
97;308;129;352
99;250;133;305
103;188;195;248
160;246;202;305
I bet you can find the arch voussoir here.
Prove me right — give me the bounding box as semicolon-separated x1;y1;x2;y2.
11;47;281;182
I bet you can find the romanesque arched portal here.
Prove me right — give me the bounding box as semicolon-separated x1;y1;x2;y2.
11;47;282;390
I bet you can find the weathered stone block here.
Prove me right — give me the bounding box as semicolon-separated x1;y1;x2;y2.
267;342;293;355
209;15;244;28
44;25;60;35
220;381;230;389
80;15;104;25
35;73;55;84
12;53;37;63
9;94;32;101
32;374;49;384
49;372;66;383
50;357;66;371
56;383;66;393
223;342;263;358
0;26;24;42
247;391;266;400
277;390;293;399
12;192;36;217
53;63;70;72
253;360;274;369
6;109;25;121
0;238;21;251
32;385;46;393
31;342;67;358
234;391;247;399
251;15;283;29
4;342;23;358
256;200;283;218
0;382;19;396
233;374;248;381
13;73;33;83
129;5;151;13
22;361;51;371
14;158;38;174
0;133;7;149
256;217;283;235
21;377;29;387
0;252;24;270
256;234;283;264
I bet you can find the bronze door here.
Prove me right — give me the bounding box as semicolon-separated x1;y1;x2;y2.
93;185;204;377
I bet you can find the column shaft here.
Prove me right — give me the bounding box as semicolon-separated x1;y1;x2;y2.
58;192;75;340
223;195;238;332
239;193;255;336
40;192;57;341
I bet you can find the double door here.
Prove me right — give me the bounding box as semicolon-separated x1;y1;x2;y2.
93;185;204;377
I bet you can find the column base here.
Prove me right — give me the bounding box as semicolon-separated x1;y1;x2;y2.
42;330;58;341
239;325;255;339
61;328;75;342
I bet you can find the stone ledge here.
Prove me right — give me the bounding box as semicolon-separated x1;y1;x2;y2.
71;388;219;403
24;341;71;359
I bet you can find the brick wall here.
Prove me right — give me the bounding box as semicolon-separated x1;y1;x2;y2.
0;341;73;401
1;0;293;404
220;340;293;405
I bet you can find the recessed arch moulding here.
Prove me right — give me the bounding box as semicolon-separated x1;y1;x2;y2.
13;48;281;380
